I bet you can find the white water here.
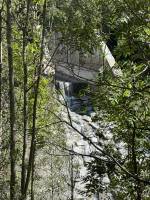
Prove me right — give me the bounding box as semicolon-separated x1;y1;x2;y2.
58;81;113;200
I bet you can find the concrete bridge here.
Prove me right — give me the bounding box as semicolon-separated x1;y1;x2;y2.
45;33;117;83
54;41;116;83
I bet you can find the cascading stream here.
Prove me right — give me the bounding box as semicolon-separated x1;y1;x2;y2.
57;80;112;200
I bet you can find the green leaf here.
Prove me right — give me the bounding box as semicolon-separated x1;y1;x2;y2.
128;83;132;89
123;89;131;97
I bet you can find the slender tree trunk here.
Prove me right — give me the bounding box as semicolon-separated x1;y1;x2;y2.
21;0;31;196
23;1;47;198
70;146;74;200
51;152;54;200
6;0;16;199
31;150;35;200
0;3;3;140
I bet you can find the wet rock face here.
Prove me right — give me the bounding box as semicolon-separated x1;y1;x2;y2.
57;81;94;116
56;80;98;199
68;95;94;115
57;80;114;200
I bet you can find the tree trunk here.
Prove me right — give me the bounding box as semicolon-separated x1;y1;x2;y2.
70;146;74;200
31;152;35;200
21;0;31;196
23;1;47;198
0;2;3;141
6;0;16;199
51;152;54;200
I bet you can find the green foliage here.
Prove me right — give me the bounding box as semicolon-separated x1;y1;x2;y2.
83;0;150;199
0;0;69;198
47;0;102;52
85;65;150;198
0;0;149;199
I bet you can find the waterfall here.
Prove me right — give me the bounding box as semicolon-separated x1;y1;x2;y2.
56;80;114;200
56;80;97;199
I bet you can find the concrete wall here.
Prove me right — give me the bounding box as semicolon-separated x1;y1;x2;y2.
47;33;116;83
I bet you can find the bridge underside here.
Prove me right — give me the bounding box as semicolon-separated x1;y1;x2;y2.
47;34;116;83
55;64;99;83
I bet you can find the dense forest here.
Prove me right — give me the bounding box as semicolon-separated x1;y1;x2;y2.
0;0;149;200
